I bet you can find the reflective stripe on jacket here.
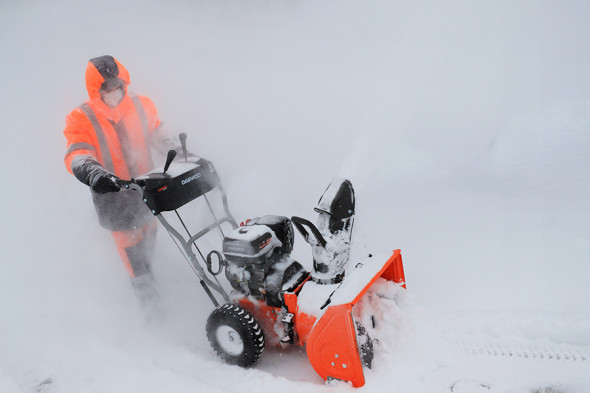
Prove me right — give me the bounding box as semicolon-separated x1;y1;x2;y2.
63;56;162;230
64;94;159;179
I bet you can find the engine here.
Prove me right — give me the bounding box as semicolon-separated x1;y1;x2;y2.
222;215;308;307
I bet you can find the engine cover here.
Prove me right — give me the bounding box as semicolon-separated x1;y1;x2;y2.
222;216;308;304
222;225;279;266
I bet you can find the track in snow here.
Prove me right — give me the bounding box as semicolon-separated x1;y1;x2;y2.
448;337;590;362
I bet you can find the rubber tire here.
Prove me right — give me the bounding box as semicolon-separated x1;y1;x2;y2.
206;303;265;367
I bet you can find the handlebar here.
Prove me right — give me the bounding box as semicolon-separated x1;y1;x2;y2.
116;178;145;190
291;216;327;248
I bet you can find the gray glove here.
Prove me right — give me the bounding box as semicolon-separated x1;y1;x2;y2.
90;171;121;194
72;157;121;194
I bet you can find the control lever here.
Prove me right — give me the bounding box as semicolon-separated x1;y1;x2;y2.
179;132;188;162
163;149;177;174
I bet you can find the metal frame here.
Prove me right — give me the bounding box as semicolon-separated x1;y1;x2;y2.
129;182;238;306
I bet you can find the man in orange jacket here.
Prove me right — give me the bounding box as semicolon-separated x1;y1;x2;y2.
63;55;179;309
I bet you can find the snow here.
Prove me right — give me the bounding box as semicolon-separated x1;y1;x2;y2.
2;0;590;392
297;281;340;318
225;224;272;243
297;253;397;318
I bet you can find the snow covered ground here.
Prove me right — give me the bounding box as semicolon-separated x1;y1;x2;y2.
1;1;589;392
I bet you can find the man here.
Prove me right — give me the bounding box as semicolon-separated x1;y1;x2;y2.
63;55;178;309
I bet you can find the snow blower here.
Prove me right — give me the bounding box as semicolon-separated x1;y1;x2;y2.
122;135;406;387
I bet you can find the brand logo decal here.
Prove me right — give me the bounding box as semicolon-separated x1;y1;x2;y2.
181;173;201;185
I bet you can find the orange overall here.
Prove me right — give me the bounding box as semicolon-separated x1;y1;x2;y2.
63;56;162;278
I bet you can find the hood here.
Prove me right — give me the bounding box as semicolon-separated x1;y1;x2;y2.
85;55;132;121
85;55;130;100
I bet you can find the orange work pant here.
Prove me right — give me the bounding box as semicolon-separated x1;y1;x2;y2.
111;220;158;278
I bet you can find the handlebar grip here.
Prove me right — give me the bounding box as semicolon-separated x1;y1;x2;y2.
291;216;327;248
115;178;145;189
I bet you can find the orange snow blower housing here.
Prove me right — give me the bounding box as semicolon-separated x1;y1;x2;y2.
238;249;405;387
121;144;407;388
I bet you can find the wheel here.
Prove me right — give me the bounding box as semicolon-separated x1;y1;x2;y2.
206;303;265;367
355;322;374;369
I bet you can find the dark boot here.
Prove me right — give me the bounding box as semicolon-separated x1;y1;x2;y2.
131;273;163;322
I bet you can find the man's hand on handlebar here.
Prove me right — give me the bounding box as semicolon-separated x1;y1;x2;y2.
90;172;121;194
114;178;145;190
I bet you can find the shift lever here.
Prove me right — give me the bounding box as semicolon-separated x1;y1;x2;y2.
179;132;188;162
163;150;177;174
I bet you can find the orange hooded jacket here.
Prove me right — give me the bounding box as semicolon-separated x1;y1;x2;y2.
64;55;162;179
63;56;162;230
